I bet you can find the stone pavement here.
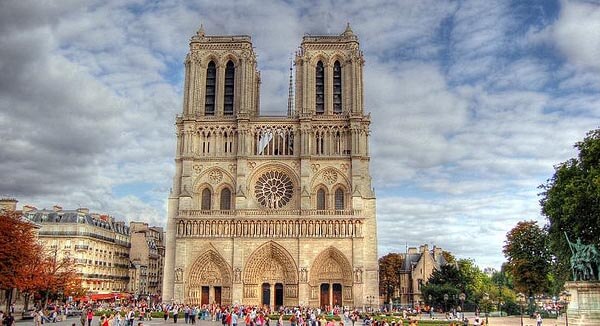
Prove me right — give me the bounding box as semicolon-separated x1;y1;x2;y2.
15;315;568;326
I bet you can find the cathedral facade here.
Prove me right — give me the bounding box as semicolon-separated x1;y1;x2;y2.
162;24;378;308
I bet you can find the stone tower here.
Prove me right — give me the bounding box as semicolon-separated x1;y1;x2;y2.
163;24;378;308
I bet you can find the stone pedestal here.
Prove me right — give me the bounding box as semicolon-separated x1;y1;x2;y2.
565;281;600;326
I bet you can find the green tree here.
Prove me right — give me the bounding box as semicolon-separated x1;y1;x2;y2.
503;221;551;297
378;253;404;303
421;264;466;311
540;128;600;285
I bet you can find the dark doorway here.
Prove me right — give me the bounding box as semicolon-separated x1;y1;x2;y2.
275;283;284;308
320;283;330;308
332;283;342;306
214;286;222;305
201;286;209;305
262;283;271;306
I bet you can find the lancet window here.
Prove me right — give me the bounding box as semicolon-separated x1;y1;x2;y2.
253;127;295;156
205;61;216;115
223;131;234;154
333;61;342;114
220;188;232;210
315;61;325;114
334;188;345;210
202;134;211;154
201;188;212;210
317;189;326;210
224;61;235;115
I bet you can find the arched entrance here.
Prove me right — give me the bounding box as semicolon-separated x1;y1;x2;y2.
309;246;354;308
243;241;298;308
187;250;232;305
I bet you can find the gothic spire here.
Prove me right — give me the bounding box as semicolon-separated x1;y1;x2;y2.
197;24;205;37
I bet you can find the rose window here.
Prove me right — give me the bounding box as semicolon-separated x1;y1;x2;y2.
254;170;294;209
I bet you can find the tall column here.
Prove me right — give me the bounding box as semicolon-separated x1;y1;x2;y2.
216;63;225;116
162;194;179;302
325;63;333;115
183;58;191;116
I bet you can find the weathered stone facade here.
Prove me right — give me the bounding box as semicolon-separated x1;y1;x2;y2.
162;24;378;308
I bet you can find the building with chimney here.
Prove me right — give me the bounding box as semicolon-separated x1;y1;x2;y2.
129;222;165;303
23;205;131;296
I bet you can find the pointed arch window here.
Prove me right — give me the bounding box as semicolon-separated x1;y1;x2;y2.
333;61;342;114
205;61;216;115
334;188;345;210
224;61;235;115
220;188;232;210
317;188;326;210
315;61;324;114
201;188;212;210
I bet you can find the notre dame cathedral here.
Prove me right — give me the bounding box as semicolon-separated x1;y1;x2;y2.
162;24;378;308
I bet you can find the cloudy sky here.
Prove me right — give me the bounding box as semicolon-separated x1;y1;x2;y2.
1;0;599;269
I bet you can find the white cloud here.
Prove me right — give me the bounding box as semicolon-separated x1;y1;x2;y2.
551;0;600;71
2;0;600;271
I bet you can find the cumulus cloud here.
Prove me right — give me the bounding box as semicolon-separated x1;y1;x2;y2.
1;0;600;270
551;0;600;71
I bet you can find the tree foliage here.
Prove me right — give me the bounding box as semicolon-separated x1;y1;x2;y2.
503;221;551;296
540;129;600;286
378;253;404;302
0;210;83;310
421;264;469;310
0;210;41;311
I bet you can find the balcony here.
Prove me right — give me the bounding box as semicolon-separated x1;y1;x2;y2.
75;245;89;251
179;209;361;218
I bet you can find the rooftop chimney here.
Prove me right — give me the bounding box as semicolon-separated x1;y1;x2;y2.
0;198;18;212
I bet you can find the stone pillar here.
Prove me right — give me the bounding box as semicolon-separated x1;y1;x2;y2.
565;281;600;326
162;194;179;302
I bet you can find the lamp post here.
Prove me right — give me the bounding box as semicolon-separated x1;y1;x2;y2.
483;293;489;326
560;291;571;326
428;295;433;319
517;293;526;326
459;293;466;320
444;294;449;313
366;295;375;312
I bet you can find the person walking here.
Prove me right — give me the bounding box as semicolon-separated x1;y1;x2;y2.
172;305;179;323
3;312;15;326
86;309;94;326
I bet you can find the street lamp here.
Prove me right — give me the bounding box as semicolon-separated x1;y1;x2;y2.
428;295;433;318
366;295;375;312
444;294;449;313
560;291;571;326
483;293;489;326
517;293;526;326
459;293;466;320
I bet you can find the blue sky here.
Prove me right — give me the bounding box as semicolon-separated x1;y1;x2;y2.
1;0;599;270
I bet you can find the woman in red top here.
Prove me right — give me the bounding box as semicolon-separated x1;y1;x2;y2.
86;309;94;326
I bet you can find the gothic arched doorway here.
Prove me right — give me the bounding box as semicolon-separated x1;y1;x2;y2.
243;241;298;308
309;246;354;308
187;250;232;305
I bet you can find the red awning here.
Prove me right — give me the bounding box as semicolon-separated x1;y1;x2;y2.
90;293;117;301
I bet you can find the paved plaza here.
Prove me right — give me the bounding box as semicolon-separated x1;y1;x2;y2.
14;315;568;326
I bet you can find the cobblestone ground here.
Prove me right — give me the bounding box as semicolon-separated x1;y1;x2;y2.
14;315;568;326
